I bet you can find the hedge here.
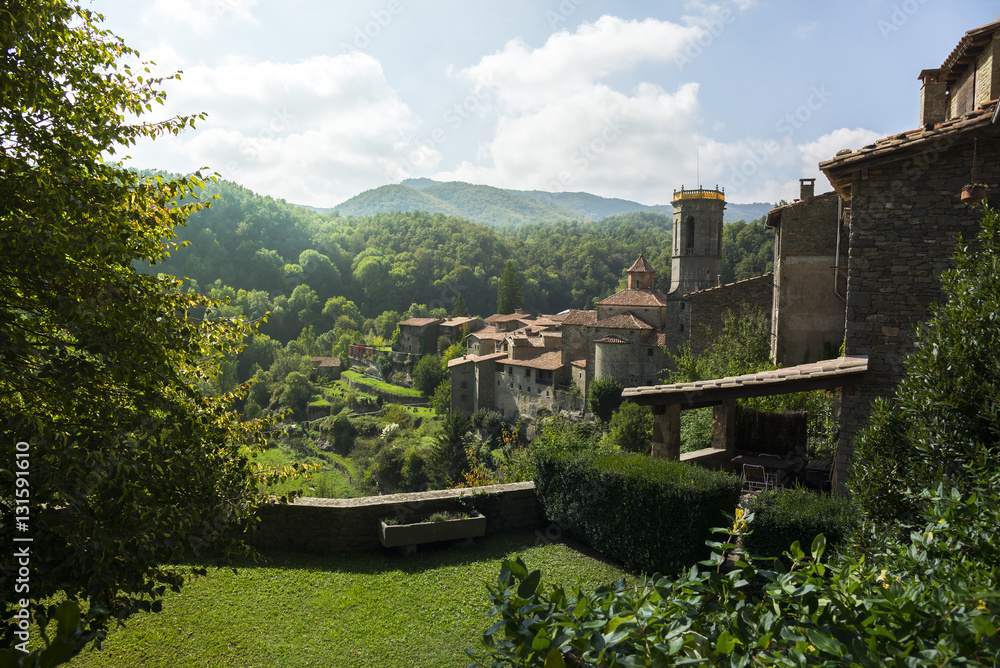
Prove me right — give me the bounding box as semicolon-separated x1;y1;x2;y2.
741;486;859;561
534;449;742;574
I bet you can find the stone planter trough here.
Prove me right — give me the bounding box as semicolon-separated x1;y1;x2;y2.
378;513;486;549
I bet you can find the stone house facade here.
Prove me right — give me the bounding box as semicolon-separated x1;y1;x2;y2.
815;19;1000;488
765;180;846;366
397;317;442;356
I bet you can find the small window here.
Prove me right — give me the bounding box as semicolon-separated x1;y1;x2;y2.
680;302;685;310
647;348;653;357
679;323;685;332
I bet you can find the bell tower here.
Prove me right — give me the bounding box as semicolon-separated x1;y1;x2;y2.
668;185;726;296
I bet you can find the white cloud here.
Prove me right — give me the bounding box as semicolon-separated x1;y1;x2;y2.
141;0;258;36
429;16;714;202
119;52;432;206
798;127;884;170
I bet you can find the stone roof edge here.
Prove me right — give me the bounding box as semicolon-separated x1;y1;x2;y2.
684;272;773;297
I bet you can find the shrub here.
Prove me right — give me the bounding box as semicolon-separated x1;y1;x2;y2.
534;449;742;574
741;487;859;561
412;354;445;397
853;205;1000;526
587;375;623;423
604;402;652;453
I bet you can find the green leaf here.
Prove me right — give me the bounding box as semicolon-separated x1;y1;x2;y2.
55;600;81;640
518;569;541;599
806;628;843;657
715;630;736;655
810;533;826;561
544;647;566;668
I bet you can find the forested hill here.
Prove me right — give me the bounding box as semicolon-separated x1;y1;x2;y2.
151;178;774;342
327;178;773;227
333;181;586;226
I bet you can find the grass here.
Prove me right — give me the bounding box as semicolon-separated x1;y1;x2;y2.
342;369;422;399
67;530;630;668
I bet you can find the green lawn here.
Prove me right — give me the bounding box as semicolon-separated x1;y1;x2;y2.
68;531;629;668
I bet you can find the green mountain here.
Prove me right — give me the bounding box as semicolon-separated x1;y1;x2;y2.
333;179;772;226
335;181;585;226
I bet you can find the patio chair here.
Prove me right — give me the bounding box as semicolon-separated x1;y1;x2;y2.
742;464;769;493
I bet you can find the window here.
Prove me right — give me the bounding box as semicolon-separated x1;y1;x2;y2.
679;323;685;332
685;216;695;249
647;348;653;357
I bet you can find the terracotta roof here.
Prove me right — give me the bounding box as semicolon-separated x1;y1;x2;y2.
399;317;441;327
468;326;506;341
547;311;571;322
311;356;342;368
561;309;597;325
597;288;670;307
440;316;479;328
686;272;773;297
485;312;533;323
498;350;564;371
530;316;562;328
570;358;587;368
938;20;1000;80
623;356;868;406
819;101;999;199
642;332;667;347
590;313;655;330
627;255;655;273
594;335;629;344
447;352;506;368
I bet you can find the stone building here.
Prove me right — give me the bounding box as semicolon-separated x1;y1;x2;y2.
397;317;442;356
447;185;753;420
818;20;1000;488
765;179;846;365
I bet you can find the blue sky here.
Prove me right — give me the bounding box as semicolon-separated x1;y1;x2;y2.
89;0;998;207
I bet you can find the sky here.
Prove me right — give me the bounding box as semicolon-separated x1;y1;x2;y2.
88;0;999;207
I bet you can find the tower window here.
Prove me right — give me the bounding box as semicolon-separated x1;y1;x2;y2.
685;216;695;249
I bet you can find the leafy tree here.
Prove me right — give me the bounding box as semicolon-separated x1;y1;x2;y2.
431;379;451;415
588;376;624;423
451;293;469;316
605;402;653;453
853;204;1000;527
496;259;523;314
279;371;314;419
0;1;273;659
412;354;446;398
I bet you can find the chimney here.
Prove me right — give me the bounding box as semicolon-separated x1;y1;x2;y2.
799;178;816;201
918;69;948;126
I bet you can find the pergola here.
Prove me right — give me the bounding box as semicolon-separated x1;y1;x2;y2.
622;356;869;460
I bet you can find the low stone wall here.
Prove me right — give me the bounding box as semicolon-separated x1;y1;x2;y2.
251;482;542;553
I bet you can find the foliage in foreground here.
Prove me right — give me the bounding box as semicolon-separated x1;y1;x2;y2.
851;202;1000;526
0;2;280;662
473;478;1000;667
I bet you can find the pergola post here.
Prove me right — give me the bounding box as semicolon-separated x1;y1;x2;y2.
711;399;737;452
651;404;681;460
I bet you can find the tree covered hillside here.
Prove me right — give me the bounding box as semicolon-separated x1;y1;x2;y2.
151;178;773;328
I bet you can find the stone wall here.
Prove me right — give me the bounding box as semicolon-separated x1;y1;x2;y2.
771;193;846;365
251;482;543;553
835;129;999;488
687;273;774;355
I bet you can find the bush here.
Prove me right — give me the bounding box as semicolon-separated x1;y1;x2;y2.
588;375;624;423
853;205;1000;526
741;487;859;561
604;402;652;453
412;354;445;397
534;449;742;574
